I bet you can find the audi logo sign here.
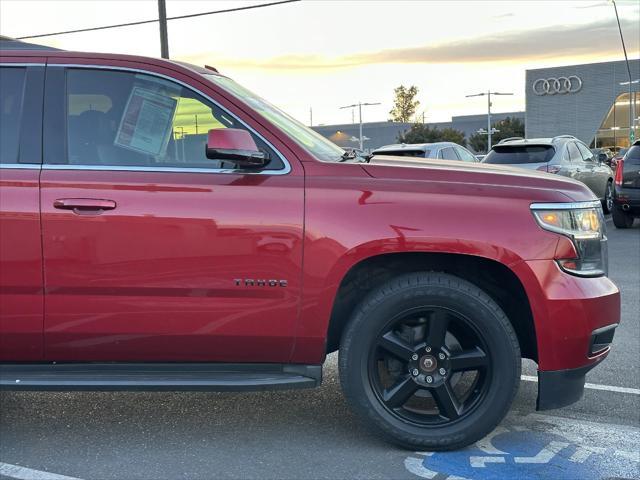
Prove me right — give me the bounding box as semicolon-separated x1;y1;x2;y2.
532;76;583;95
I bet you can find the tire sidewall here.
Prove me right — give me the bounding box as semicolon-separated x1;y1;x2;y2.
612;205;633;228
340;274;520;449
603;181;613;214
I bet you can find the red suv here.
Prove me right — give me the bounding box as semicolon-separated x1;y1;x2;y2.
0;41;620;450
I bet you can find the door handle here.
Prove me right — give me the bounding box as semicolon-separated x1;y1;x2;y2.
53;198;116;214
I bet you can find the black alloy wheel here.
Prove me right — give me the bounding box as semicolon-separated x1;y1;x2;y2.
369;307;490;427
339;272;521;450
603;181;614;214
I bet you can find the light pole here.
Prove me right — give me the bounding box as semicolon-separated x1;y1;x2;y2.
466;91;513;152
157;0;169;59
340;102;381;150
611;0;635;143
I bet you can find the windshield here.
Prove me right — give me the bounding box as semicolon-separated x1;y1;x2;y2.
483;145;555;164
205;74;346;162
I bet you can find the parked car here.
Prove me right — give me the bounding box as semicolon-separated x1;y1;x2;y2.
0;41;620;451
591;147;614;167
611;147;629;169
483;136;615;213
371;142;479;162
611;140;640;228
342;147;370;161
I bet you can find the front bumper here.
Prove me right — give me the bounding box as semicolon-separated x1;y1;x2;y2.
512;259;620;409
537;322;617;410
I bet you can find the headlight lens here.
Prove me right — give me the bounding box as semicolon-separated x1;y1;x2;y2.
531;201;607;277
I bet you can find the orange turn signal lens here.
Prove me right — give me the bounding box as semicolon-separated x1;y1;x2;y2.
542;213;560;225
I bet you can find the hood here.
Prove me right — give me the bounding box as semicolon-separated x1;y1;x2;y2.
363;155;596;203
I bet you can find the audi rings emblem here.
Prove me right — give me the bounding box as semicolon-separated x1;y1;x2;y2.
532;76;583;95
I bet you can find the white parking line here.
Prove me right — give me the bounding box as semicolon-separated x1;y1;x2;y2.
0;463;82;480
521;374;640;395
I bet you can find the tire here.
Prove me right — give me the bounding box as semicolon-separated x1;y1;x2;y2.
339;272;521;451
602;180;613;214
612;205;634;228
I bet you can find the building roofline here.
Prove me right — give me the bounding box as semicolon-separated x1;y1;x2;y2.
526;57;640;73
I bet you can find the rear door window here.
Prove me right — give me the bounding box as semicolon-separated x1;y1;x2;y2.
576;142;595;163
438;147;459;160
565;143;583;163
0;67;26;164
455;147;477;162
483;145;555;164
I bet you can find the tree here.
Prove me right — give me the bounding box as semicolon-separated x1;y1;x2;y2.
397;124;465;145
468;116;525;153
389;85;420;123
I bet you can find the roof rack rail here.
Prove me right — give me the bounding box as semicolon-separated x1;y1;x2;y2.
497;137;524;144
552;135;577;141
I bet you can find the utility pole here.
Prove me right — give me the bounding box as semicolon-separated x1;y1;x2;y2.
158;0;169;59
340;102;381;150
466;90;513;152
309;107;313;126
611;0;635;143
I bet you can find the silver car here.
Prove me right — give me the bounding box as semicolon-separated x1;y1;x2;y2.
483;135;615;213
371;142;479;162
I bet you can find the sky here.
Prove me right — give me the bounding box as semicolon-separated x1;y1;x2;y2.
1;0;639;126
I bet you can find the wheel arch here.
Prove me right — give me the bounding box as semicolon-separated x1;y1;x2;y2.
325;252;538;362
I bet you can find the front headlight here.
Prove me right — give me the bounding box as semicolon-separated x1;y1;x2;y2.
530;201;607;277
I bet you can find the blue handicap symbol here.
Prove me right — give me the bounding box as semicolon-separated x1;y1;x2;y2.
413;428;639;480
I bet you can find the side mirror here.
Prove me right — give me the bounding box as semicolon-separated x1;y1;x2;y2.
205;128;267;168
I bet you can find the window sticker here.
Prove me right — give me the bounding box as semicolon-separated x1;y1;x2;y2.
114;87;177;156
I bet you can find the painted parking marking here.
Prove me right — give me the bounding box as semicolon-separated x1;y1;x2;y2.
404;412;640;480
514;440;568;463
0;462;82;480
469;456;505;467
520;374;640;395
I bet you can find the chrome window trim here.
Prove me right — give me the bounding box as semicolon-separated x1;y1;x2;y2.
47;63;291;176
0;163;41;169
43;164;263;174
0;63;46;67
530;201;601;210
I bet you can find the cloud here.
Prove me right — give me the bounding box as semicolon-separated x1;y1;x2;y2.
184;17;639;71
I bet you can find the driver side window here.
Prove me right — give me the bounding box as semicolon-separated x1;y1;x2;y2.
64;68;282;170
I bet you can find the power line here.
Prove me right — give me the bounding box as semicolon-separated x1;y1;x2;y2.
16;0;300;40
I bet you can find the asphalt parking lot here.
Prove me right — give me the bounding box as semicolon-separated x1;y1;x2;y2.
0;217;638;480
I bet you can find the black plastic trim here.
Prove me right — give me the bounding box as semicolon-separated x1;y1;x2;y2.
589;323;617;356
536;361;602;411
0;363;322;392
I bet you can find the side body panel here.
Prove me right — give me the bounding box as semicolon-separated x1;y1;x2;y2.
0;60;45;361
0;168;43;360
39;59;305;362
291;161;575;363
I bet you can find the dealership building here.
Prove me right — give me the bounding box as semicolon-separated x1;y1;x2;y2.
526;59;639;149
312;59;640;152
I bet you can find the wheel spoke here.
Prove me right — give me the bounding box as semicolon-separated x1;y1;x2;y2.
431;382;460;420
426;310;449;349
383;376;418;408
449;347;488;372
378;331;415;361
